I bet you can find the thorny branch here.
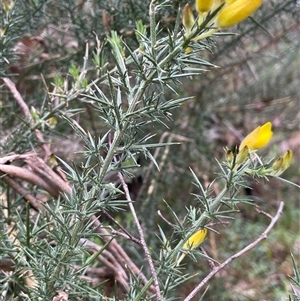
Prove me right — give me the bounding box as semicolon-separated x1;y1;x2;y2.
0;154;155;295
0;78;156;294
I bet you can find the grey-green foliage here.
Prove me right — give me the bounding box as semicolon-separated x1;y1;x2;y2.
289;253;300;301
1;1;220;299
0;0;299;300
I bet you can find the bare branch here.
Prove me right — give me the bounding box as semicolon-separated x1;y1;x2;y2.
2;78;32;119
24;155;72;195
79;238;130;292
0;173;41;210
90;216;155;294
118;171;162;300
255;205;273;219
102;209;141;245
2;77;52;159
0;153;36;165
183;201;284;301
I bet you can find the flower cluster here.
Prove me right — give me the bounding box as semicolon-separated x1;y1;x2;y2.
182;0;263;42
226;122;293;177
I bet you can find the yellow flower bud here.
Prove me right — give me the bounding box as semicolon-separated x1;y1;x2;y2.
196;0;214;13
239;122;273;151
185;46;192;54
183;228;207;250
217;0;263;28
272;156;283;171
182;3;195;37
271;150;292;176
226;149;234;164
47;116;57;129
3;0;14;12
281;150;293;171
236;145;249;164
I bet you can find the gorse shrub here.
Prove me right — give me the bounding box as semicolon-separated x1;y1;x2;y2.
0;0;299;300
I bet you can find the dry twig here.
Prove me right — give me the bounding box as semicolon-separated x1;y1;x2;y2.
2;77;52;159
183;201;284;301
118;170;161;300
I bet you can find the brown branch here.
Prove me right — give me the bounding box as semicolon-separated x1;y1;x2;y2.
157;210;177;229
0;153;36;165
2;78;32;119
0;164;58;197
183;201;284;301
90;217;155;294
0;173;41;210
117;170;162;300
34;129;52;159
102;209;141;245
24;156;72;195
0;152;71;208
255;205;273;219
110;228;141;245
79;238;130;292
2;77;52;159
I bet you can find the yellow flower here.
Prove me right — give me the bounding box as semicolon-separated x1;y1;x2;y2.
239;122;273;151
196;0;214;13
182;3;195;37
216;0;263;28
176;228;207;266
211;0;226;11
183;228;207;250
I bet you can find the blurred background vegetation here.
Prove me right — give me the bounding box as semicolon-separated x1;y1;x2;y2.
1;0;299;300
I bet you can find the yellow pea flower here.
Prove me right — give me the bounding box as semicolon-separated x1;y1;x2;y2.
176;228;207;265
239;122;273;151
211;0;226;11
216;0;263;28
183;228;207;250
226;0;238;5
196;0;214;13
